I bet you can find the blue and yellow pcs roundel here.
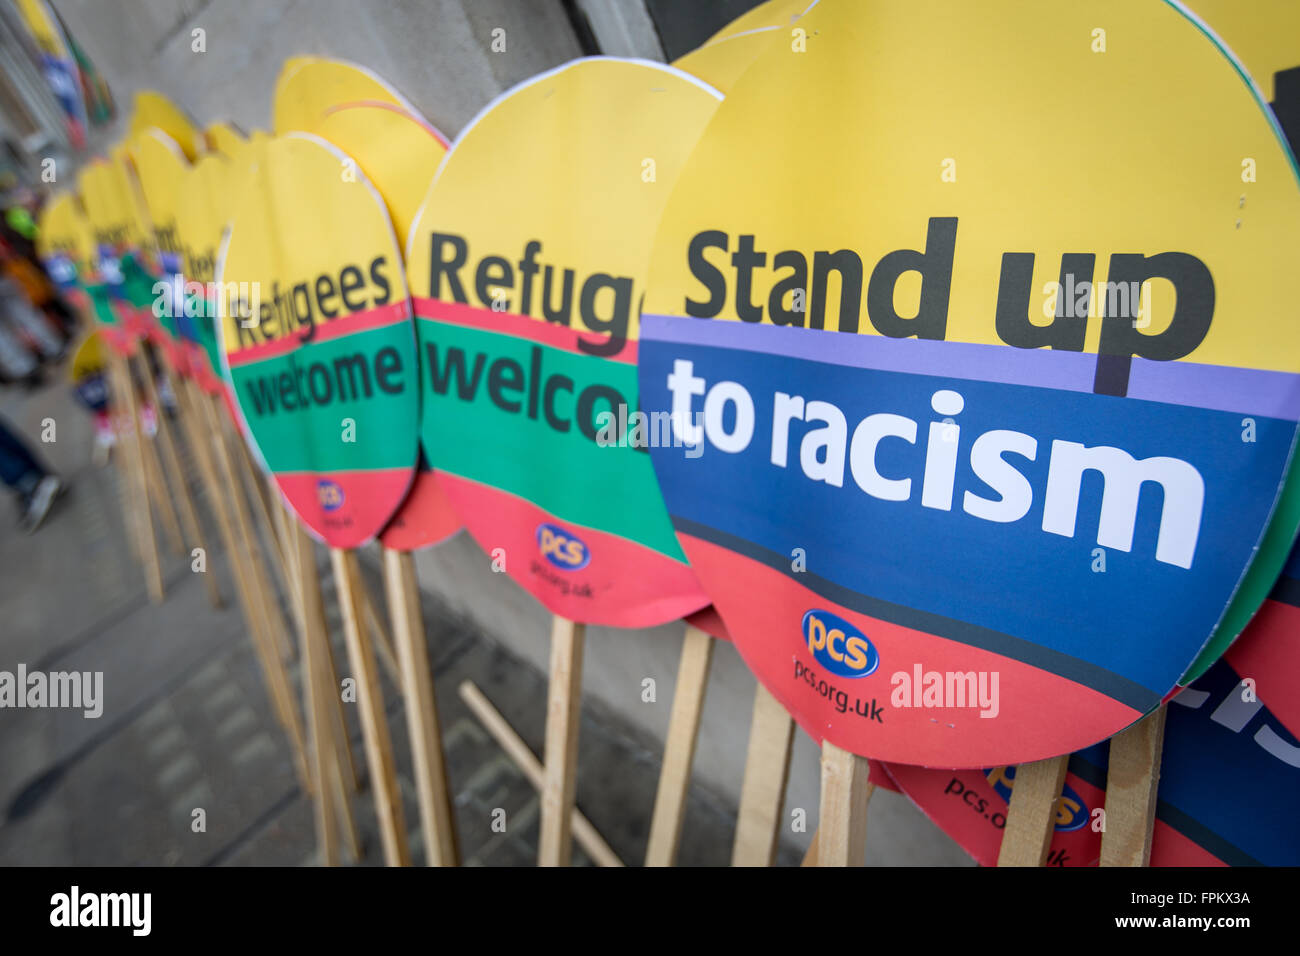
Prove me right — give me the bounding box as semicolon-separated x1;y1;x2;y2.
637;0;1300;766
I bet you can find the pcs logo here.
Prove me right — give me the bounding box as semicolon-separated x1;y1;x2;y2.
536;523;590;571
985;766;1088;832
801;609;879;679
317;479;345;512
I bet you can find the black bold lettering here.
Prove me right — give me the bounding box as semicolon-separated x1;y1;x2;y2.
428;233;468;302
542;265;574;325
577;273;631;357
685;229;728;318
487;357;525;412
476;255;514;311
369;256;392;305
333;353;372;402
866;216;957;339
810;249;864;333
769;250;808;326
424;342;487;400
543;374;573;432
338;265;367;312
577;384;624;442
994;253;1092;351
374;346;403;394
732;234;766;323
315;273;339;319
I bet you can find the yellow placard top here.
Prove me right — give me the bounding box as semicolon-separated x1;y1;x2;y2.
129;91;200;161
36;190;95;278
406;57;722;349
644;0;1300;375
313;102;448;252
674;22;785;93
217;133;406;356
176;153;231;284
203;121;247;161
701;0;808;46
273;57;415;136
78;156;149;254
1183;0;1300;102
129;128;190;263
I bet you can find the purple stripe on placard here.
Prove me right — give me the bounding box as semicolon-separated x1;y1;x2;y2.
641;313;1097;391
640;314;1300;421
1128;357;1300;421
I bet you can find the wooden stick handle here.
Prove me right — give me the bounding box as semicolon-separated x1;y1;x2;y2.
458;679;623;867
996;754;1069;866
1100;706;1167;867
383;547;460;866
128;353;184;556
291;522;340;865
816;740;873;866
141;356;221;608
538;615;586;866
108;354;163;601
732;682;796;866
645;624;714;866
330;546;411;866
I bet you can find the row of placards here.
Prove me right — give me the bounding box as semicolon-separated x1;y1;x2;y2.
37;0;1300;864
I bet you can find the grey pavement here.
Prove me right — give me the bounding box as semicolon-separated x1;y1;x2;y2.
0;364;804;866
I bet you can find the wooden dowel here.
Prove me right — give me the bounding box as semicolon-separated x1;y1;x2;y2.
458;679;623;867
107;358;143;565
645;624;714;866
330;546;411;866
732;682;796;866
361;580;403;691
223;431;293;664
1100;706;1167;867
321;615;361;794
801;829;819;866
111;353;164;602
232;438;294;625
139;356;221;608
325;730;362;862
200;394;310;792
128;355;184;556
996;754;1069;867
284;510;358;795
383;547;459;866
538;615;586;867
291;521;339;866
816;741;873;866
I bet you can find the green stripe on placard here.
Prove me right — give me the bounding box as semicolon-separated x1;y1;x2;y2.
420;320;686;562
228;323;417;474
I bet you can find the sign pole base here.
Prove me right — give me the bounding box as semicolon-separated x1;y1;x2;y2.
383;546;460;866
816;740;873;866
645;624;714;866
732;682;796;866
538;615;585;866
996;754;1069;866
1100;706;1167;867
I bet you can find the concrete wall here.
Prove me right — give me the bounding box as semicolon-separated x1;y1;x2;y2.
44;0;971;864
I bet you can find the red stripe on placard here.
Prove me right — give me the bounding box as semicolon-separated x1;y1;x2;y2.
226;300;411;368
275;467;414;549
411;298;637;364
679;532;1143;767
435;471;706;627
1225;598;1300;739
379;468;462;552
